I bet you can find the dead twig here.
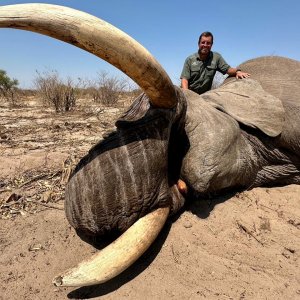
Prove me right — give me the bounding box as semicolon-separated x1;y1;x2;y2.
18;173;48;188
18;170;61;188
26;199;64;210
0;187;12;193
259;204;277;212
271;239;296;253
1;200;23;208
60;166;72;185
236;221;264;246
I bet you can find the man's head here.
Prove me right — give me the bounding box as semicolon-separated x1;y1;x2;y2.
198;31;213;57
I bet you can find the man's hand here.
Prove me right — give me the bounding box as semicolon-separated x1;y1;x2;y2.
236;70;251;79
227;67;250;79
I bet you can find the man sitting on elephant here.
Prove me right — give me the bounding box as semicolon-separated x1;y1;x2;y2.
180;31;250;95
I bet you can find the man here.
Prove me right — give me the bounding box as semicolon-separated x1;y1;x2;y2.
180;31;250;95
178;32;250;195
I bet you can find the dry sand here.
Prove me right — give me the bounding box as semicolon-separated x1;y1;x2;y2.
1;98;299;300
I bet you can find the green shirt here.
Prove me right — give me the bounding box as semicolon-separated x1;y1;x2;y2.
180;51;230;94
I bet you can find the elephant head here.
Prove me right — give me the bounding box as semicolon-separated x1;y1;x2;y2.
0;3;187;287
1;3;299;288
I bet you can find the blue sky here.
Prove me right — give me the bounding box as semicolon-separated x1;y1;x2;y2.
0;0;299;88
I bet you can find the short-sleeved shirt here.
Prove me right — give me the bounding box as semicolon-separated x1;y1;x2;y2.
180;51;230;94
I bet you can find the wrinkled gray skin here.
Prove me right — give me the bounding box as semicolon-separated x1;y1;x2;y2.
66;56;300;236
182;56;300;194
66;89;187;236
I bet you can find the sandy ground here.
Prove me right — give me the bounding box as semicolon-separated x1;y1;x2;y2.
0;98;299;300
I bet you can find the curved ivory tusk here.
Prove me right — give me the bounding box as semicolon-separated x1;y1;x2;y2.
0;4;177;108
52;206;169;287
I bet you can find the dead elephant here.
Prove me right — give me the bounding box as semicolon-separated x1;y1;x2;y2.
0;3;299;288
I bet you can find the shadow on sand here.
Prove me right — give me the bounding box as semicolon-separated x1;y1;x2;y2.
67;220;172;299
67;188;241;299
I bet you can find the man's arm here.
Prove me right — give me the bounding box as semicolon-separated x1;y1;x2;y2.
181;78;189;89
180;56;191;89
227;67;250;79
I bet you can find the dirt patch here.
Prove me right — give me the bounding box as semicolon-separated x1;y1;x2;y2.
0;98;299;299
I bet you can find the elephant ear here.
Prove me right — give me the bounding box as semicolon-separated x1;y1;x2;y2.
201;78;285;137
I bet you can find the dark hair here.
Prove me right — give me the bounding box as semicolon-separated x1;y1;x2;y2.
198;31;214;44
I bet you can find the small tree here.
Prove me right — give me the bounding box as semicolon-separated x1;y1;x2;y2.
90;71;128;106
0;69;19;105
35;70;79;112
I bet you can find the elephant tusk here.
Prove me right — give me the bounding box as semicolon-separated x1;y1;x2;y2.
0;4;177;108
52;206;170;287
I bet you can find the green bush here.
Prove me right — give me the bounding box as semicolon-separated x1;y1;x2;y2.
0;69;19;105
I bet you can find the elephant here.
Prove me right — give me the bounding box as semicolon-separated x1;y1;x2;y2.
0;4;299;288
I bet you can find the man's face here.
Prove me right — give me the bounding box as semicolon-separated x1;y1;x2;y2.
198;36;213;56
